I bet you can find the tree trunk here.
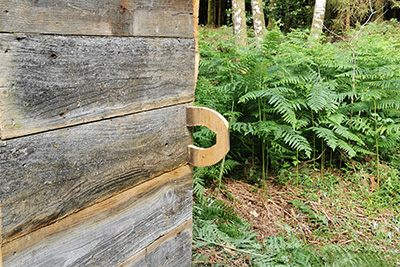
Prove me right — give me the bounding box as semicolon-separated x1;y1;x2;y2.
251;0;266;39
375;0;386;23
267;0;275;29
310;0;326;39
232;0;247;45
207;0;215;27
214;0;218;26
345;12;350;31
218;0;223;27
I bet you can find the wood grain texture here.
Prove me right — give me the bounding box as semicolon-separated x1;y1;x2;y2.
0;104;191;242
0;33;195;139
119;220;192;267
193;0;200;53
186;106;230;167
0;204;2;267
3;166;193;267
0;0;193;37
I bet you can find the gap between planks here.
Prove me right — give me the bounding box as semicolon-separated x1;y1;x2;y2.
0;31;195;39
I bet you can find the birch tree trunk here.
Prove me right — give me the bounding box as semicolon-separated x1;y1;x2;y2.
251;0;266;39
310;0;326;39
232;0;247;46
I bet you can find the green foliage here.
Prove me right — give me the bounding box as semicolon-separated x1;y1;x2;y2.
196;22;400;184
193;196;398;266
319;245;396;266
193;23;400;266
291;199;329;228
265;0;314;32
193;196;321;266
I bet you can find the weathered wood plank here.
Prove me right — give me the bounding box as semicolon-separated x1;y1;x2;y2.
0;33;195;139
119;220;192;267
0;204;2;267
0;0;193;37
3;166;193;267
0;104;191;242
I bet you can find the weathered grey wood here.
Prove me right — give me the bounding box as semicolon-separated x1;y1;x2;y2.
0;0;193;37
0;104;191;242
119;220;192;267
3;166;193;267
0;33;195;139
0;204;2;267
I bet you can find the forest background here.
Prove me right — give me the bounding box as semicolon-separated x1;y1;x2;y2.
192;0;400;266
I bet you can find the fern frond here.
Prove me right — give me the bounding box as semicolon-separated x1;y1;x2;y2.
336;139;357;158
269;93;298;126
346;117;373;134
311;127;339;151
230;122;254;136
307;82;339;113
238;87;295;103
386;123;400;135
337;91;358;103
328;123;365;145
275;126;312;157
376;99;400;110
222;159;241;175
321;245;395;266
379;134;400;149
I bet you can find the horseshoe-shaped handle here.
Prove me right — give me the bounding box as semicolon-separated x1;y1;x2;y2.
186;106;230;167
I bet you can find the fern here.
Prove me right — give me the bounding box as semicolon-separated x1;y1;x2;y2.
320;245;397;267
275;126;312;158
307;81;339;113
196;22;400;184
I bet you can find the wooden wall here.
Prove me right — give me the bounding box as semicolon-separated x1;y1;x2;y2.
0;0;197;266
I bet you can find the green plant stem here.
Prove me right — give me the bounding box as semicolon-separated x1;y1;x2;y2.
216;100;234;199
296;149;299;193
252;139;255;166
263;100;268;198
266;142;269;191
217;157;226;199
258;98;268;197
262;140;266;196
321;140;325;179
374;100;380;191
313;116;316;170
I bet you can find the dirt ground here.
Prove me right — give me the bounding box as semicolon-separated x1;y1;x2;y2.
204;177;399;248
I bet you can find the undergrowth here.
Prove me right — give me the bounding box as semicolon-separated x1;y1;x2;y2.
192;194;398;266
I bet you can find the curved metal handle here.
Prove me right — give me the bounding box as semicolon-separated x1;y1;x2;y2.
186;106;230;167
